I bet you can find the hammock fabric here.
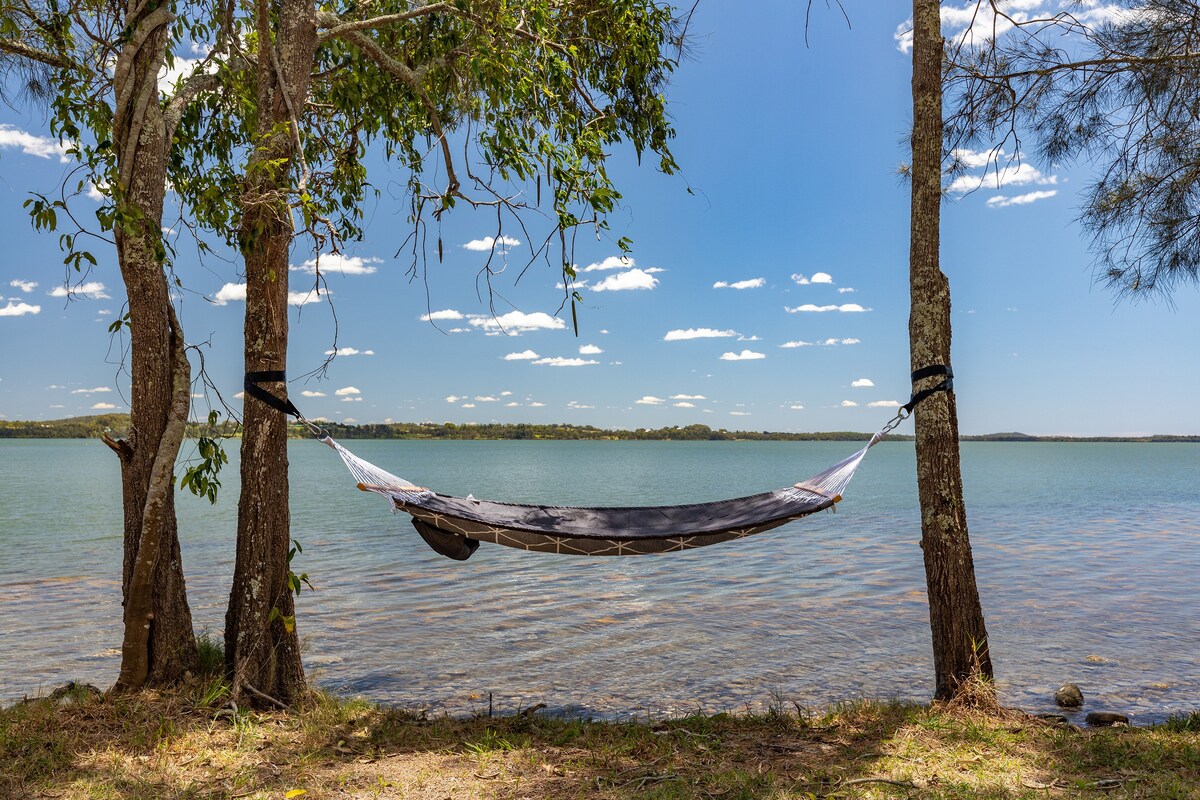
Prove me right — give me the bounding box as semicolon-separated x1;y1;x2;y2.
321;434;885;560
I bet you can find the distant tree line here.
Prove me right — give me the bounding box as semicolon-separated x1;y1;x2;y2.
4;415;1197;443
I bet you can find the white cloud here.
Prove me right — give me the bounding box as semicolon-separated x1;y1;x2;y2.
505;401;520;407
567;400;594;409
500;391;513;396
838;287;856;294
729;411;751;416
791;272;833;285
720;350;766;361
841;338;861;345
445;395;462;403
420;309;464;321
635;396;666;405
49;281;110;300
504;349;541;361
158;55;214;94
234;391;245;399
469;310;565;333
341;396;363;403
300;390;326;397
713;277;765;290
670;394;706;400
790;404;805;410
532;357;599;367
0;301;41;317
664;328;737;341
334;386;361;396
92;402;117;410
0;124;70;162
841;400;859;407
475;395;498;402
785;303;870;313
291;254;381;275
71;387;112;395
88;181;110;202
288;288;326;307
461;402;476;408
948;161;1056;194
212;283;247;305
448;327;470;333
737;334;761;341
462;235;521;251
986;189;1058;208
868;400;902;408
528;401;546;407
580;255;634;272
578;344;603;355
590;268;659;292
779;340;813;348
673;401;696;408
851;378;875;388
324;347;374;356
9;280;36;293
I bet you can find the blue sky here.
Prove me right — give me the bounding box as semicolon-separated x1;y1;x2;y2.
1;1;1197;436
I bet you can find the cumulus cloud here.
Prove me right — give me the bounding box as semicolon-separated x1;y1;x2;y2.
720;350;766;361
838;287;856;294
785;303;870;313
729;411;751;416
91;402;118;410
779;340;813;348
504;350;540;361
949;162;1056;194
420;309;464;321
288;288;326;307
673;401;696;408
0;301;41;317
505;401;520;407
475;395;498;402
840;400;859;407
71;387;112;394
461;402;476;408
0;124;71;162
671;394;706;400
291;254;381;275
341;396;363;403
462;235;521;251
300;390;326;397
528;401;546;407
334;386;361;396
10;280;36;293
501;391;513;396
445;395;462;403
212;283;247;305
469;310;565;333
987;189;1058;207
50;281;110;300
664;328;737;341
567;400;594;409
578;344;603;355
851;378;875;388
868;400;902;408
790;404;805;410
324;347;374;356
590;268;659;292
636;396;666;405
713;277;765;290
580;255;634;272
791;272;833;285
533;356;599;367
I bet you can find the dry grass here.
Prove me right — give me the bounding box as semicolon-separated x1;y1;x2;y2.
1;680;1197;799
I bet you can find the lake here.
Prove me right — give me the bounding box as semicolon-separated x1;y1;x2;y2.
1;438;1197;722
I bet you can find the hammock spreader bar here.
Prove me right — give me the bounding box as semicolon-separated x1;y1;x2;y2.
244;364;953;560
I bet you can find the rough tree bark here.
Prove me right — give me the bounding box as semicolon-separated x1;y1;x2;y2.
909;0;994;701
224;0;318;706
106;0;198;690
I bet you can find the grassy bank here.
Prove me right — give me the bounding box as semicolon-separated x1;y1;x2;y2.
2;681;1197;799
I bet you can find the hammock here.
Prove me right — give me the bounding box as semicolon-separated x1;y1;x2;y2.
320;432;887;560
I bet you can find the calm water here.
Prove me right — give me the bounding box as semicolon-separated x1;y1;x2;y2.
1;438;1197;722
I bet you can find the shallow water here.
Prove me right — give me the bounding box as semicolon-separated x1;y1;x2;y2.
1;438;1196;722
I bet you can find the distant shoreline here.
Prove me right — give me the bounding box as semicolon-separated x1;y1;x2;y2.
2;414;1197;443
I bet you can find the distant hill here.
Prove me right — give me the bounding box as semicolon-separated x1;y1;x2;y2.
1;415;1196;443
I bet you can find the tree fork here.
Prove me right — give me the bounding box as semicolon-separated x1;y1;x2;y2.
909;0;994;701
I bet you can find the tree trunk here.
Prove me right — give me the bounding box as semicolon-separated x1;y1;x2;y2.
909;0;994;701
224;0;317;707
109;0;198;690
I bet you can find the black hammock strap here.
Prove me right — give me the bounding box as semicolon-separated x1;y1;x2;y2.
902;364;953;414
244;370;301;417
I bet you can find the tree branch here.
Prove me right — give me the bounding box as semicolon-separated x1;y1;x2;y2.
0;36;72;68
315;2;452;43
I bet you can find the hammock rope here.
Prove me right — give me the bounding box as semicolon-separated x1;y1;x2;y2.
245;365;949;560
